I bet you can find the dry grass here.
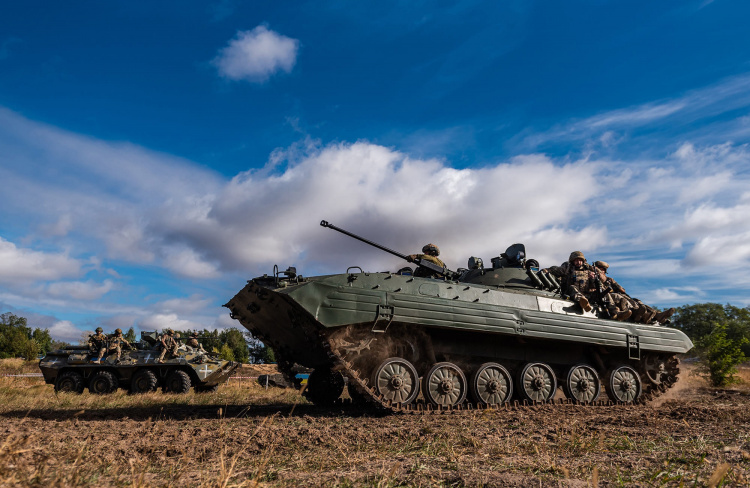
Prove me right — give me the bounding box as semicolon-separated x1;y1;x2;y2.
1;359;749;487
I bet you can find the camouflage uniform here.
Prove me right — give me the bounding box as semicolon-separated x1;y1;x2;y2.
593;261;675;324
108;329;132;362
408;244;447;278
546;251;596;311
88;328;108;363
186;333;205;353
593;262;635;321
158;330;178;363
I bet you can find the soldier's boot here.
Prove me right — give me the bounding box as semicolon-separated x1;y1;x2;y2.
615;309;632;321
642;309;657;324
653;308;675;324
630;306;646;323
578;296;592;312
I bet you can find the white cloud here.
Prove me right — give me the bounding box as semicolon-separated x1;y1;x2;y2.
138;313;201;332
212;26;299;83
46;279;114;301
0;237;81;284
48;320;86;343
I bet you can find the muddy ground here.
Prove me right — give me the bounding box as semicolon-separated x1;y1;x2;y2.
1;362;749;487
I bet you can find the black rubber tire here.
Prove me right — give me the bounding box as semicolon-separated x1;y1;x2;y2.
130;369;158;394
163;370;192;394
54;371;85;394
305;368;345;406
195;383;219;393
88;370;118;395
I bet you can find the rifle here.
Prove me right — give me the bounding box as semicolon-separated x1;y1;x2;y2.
320;220;459;280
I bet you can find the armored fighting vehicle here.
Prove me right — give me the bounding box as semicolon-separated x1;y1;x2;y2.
39;331;239;395
225;221;692;412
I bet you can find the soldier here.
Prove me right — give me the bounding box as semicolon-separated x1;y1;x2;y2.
157;329;179;363
186;332;206;353
592;261;635;321
545;251;596;312
88;327;108;364
592;261;675;324
107;328;133;363
407;243;446;278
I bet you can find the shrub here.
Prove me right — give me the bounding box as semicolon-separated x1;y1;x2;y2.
696;323;748;387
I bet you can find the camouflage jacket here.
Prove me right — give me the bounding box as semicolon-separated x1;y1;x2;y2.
88;332;107;350
109;335;131;349
547;261;596;295
412;254;447;278
161;335;177;350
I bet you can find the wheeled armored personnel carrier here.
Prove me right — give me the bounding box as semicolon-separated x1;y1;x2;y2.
39;331;239;395
225;221;692;412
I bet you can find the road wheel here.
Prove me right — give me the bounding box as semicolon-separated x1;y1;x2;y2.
54;371;85;394
372;357;420;406
305;368;344;406
163;370;191;394
518;362;557;402
607;365;642;403
130;369;158;394
422;362;467;407
89;370;118;394
470;362;513;406
563;364;601;403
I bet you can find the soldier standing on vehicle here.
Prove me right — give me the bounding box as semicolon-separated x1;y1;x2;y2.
157;329;178;363
186;332;206;353
89;327;108;364
408;244;447;278
545;251;596;312
108;328;133;363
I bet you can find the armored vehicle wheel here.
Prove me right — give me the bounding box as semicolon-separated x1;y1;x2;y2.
470;362;512;406
423;362;467;407
563;364;601;403
372;357;420;406
518;362;557;403
305;368;345;406
130;369;158;394
163;370;191;394
643;354;672;386
607;365;642;403
195;384;219;393
89;370;118;394
54;371;84;394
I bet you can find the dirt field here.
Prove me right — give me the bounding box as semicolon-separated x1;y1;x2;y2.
1;360;749;487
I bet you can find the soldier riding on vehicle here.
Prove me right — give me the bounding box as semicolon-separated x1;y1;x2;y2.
408;244;446;279
544;251;596;312
89;327;108;364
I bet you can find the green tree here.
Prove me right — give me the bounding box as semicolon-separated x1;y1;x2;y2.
696;323;749;387
0;312;53;360
218;343;235;361
124;327;137;344
672;303;750;356
220;328;249;363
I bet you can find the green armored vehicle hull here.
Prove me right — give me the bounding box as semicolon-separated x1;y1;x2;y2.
225;222;692;410
39;332;239;395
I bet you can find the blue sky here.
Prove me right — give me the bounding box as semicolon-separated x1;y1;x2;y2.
2;0;750;342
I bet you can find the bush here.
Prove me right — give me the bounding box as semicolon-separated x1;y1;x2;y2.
696;323;748;387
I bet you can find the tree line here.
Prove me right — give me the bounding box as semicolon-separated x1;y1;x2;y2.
0;312;274;364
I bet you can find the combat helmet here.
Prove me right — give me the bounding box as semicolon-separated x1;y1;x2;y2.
115;328;122;335
422;243;440;256
165;328;174;335
568;251;585;262
95;327;103;333
593;261;609;272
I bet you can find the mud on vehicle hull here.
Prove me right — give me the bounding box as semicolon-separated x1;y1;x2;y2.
226;271;691;411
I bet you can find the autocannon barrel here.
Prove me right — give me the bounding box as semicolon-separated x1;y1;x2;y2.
320;220;458;279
